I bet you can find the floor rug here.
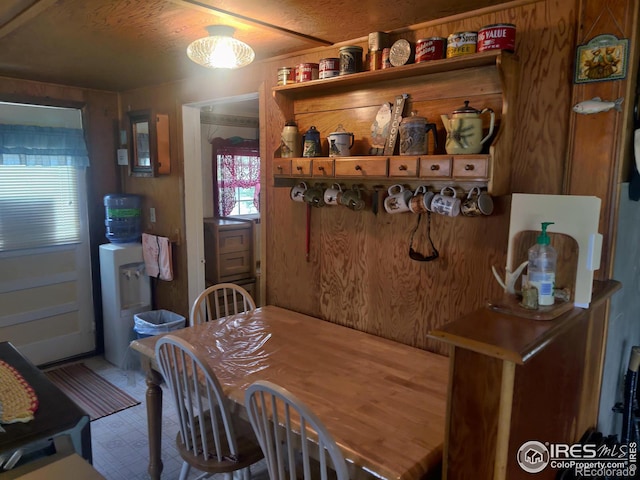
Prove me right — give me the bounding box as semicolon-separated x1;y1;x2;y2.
44;363;140;421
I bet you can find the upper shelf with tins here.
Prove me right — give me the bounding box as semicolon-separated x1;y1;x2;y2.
272;50;514;98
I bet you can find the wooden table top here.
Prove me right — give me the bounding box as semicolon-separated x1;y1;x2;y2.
130;305;449;480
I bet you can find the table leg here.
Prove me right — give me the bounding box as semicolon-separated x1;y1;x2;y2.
142;359;164;480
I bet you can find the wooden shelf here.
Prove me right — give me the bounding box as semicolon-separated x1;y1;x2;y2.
273;50;512;98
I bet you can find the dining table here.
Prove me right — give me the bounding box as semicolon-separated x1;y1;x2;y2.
129;305;449;480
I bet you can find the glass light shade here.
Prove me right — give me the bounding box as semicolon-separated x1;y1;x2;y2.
187;25;255;69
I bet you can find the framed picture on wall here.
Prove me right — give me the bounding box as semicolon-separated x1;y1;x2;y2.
574;34;628;84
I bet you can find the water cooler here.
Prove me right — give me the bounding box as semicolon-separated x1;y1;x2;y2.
99;243;151;368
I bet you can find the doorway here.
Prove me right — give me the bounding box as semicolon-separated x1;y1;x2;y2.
182;93;261;310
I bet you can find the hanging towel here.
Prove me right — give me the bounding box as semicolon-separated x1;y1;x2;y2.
142;233;173;281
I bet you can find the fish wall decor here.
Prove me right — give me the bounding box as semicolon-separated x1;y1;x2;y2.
573;97;624;114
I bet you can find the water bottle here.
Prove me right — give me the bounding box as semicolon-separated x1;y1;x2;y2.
104;194;142;244
527;222;557;306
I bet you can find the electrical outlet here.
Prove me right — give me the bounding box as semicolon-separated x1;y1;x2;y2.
150;207;156;223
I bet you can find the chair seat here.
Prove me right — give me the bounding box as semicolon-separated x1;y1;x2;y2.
176;410;264;474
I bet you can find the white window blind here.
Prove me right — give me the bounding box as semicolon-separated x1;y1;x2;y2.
0;165;82;251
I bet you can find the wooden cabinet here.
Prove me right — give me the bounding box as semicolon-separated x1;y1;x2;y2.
271;50;519;195
429;280;621;480
203;218;254;285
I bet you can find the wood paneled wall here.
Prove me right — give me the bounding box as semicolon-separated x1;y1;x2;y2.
264;0;577;354
115;0;580;354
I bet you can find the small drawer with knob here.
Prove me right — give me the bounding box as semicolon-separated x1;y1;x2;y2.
389;157;419;177
312;159;335;177
453;156;489;178
291;158;312;176
334;158;388;177
273;159;292;176
419;156;452;178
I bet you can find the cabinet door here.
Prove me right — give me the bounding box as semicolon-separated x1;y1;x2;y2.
219;227;252;254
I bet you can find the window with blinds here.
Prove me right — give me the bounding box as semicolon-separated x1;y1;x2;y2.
0;164;82;251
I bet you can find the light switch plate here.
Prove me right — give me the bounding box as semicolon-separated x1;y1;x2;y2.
117;148;129;165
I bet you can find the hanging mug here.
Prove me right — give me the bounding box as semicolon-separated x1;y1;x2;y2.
409;185;434;214
383;184;412;214
461;187;494;216
324;183;343;205
304;184;326;208
431;186;461;217
339;186;365;211
290;182;308;202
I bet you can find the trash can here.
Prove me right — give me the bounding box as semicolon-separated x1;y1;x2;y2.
134;310;186;339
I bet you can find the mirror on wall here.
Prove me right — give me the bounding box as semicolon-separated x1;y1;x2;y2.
128;110;170;176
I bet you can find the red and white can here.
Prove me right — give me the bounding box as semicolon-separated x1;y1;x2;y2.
477;23;516;52
319;58;340;79
415;37;446;63
295;63;319;83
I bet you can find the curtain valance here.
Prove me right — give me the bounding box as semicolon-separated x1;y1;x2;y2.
0;124;90;167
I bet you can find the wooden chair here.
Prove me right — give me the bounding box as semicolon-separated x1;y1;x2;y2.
190;282;256;326
155;335;263;480
245;380;350;480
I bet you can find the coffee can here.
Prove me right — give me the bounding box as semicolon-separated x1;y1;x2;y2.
389;39;412;67
295;63;319;83
446;31;478;58
319;58;340;79
477;23;516;52
339;46;363;75
277;66;294;86
415;37;446;63
367;50;383;70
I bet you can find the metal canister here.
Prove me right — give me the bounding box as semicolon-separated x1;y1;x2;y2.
389;39;412;67
368;32;389;52
415;37;446;63
295;63;319;83
477;23;516;52
367;50;383;71
339;46;363;75
277;66;294;86
446;31;478;58
319;58;340;79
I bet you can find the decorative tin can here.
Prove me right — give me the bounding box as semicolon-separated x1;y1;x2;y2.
277;66;294;86
415;37;447;63
295;63;319;83
367;50;383;70
389;39;412;67
381;48;392;69
446;31;478;58
368;32;389;52
477;23;516;52
339;46;363;75
319;58;340;79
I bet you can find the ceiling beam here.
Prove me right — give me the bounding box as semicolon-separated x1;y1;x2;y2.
167;0;333;46
0;0;58;40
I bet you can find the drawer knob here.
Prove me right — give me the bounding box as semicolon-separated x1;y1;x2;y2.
277;165;283;170
355;165;362;171
398;165;407;171
465;164;474;171
318;165;325;171
296;165;303;171
430;164;440;171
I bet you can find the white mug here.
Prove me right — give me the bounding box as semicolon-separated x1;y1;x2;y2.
430;186;461;217
384;184;412;214
324;183;343;205
290;182;308;202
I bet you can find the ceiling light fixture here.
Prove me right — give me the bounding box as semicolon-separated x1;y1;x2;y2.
187;25;255;69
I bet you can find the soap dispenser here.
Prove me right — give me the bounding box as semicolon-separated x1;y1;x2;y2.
527;222;557;306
